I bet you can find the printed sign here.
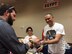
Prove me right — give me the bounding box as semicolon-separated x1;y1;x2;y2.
43;0;60;8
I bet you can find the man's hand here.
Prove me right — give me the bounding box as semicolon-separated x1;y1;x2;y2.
27;42;34;48
36;45;43;52
18;39;24;43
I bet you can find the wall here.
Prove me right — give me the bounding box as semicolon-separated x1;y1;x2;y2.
12;0;72;43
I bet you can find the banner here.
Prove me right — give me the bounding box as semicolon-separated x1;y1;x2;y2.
43;0;60;8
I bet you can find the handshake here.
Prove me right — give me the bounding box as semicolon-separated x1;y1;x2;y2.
19;37;45;52
29;38;45;52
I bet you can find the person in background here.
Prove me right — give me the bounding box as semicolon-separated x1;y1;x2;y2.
0;4;32;54
23;27;38;44
23;27;41;54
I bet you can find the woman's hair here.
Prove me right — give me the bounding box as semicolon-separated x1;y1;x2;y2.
26;27;33;32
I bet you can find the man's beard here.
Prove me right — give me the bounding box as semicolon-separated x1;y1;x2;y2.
7;14;13;26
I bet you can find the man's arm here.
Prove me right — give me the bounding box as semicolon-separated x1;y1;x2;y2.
44;34;63;44
0;22;30;54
